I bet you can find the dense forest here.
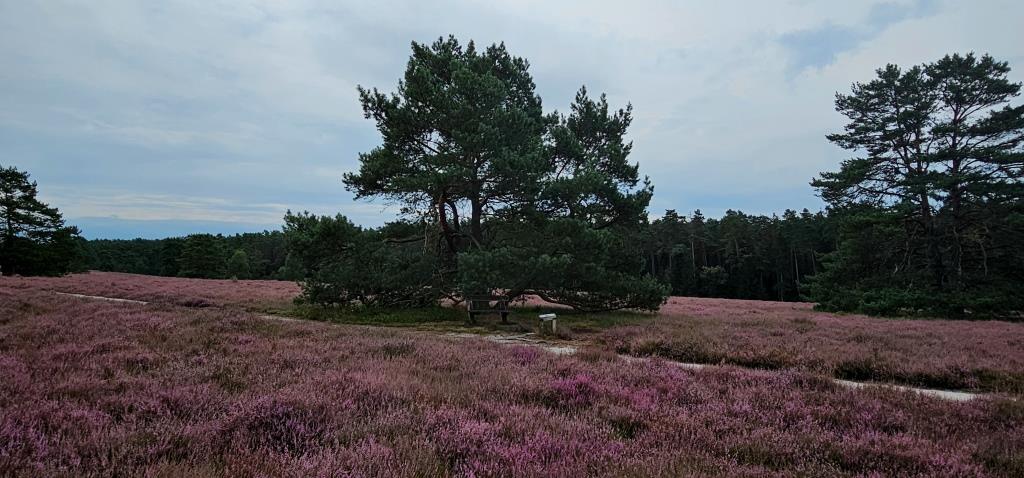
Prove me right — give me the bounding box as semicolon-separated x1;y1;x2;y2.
640;208;835;302
82;231;294;280
75;207;836;302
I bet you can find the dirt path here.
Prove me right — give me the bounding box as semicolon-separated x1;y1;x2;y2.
53;290;984;402
54;292;149;304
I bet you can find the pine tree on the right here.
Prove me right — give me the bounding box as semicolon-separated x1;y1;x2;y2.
811;53;1024;318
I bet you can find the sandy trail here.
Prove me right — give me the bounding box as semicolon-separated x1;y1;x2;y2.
54;292;149;304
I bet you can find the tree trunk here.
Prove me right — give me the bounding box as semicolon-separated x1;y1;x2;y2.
921;194;945;289
948;130;964;288
436;199;458;256
1;203;13;275
690;237;696;278
470;198;483;248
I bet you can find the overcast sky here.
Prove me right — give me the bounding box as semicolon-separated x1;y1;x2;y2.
2;0;1022;239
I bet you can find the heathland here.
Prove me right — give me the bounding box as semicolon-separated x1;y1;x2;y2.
2;272;1022;476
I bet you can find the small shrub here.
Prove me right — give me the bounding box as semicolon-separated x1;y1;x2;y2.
606;408;646;440
575;347;619;363
790;316;815;334
373;341;416;359
834;355;889;382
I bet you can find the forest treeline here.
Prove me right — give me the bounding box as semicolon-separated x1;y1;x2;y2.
77;208;836;303
82;231;295;280
642;208;834;302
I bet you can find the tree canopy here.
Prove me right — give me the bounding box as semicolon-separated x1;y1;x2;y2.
303;36;667;312
177;234;227;279
811;53;1024;317
0;165;83;276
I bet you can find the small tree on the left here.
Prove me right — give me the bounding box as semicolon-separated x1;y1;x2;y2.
0;165;83;276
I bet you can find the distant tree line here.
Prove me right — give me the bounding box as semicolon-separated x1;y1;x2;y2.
640;208;836;302
82;231;295;280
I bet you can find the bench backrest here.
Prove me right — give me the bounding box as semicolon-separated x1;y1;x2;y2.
466;296;509;311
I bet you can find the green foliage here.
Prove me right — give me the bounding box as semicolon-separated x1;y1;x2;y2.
0;165;83;276
82;232;287;280
811;53;1024;318
637;208;836;302
177;234;227;279
276;253;304;281
283;212;441;307
226;249;250;279
344;36;548;255
292;304;463;325
321;36;666;311
159;238;184;276
542;88;653;228
458;219;666;311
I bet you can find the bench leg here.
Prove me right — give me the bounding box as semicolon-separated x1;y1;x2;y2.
500;311;509;324
467;311;477;325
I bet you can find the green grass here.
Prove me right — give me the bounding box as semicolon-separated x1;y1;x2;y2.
287;303;656;336
291;304;465;325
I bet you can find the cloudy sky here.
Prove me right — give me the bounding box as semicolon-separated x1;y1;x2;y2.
2;0;1022;239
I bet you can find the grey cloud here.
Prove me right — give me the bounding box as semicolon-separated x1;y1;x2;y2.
779;0;940;73
1;0;1020;239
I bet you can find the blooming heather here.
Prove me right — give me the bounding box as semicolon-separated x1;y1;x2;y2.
597;297;1024;394
1;288;1022;476
8;273;1024;394
1;271;300;311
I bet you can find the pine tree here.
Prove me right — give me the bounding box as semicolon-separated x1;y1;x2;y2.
337;36;667;311
177;234;227;279
0;165;81;276
812;53;1024;317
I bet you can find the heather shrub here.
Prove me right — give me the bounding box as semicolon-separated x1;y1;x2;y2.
509;345;542;365
542;373;598;409
1;271;300;311
976;369;1024;395
3;287;1024;476
727;346;799;370
975;435;1024;478
602;296;1024;394
627;338;725;365
372;341;416;359
834;354;891;382
574;346;619;363
224;398;333;454
604;406;646;440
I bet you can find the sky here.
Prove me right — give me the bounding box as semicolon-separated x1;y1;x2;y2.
1;0;1022;239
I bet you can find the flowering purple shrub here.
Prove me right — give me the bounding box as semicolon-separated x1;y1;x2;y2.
1;271;300;310
7;272;1024;394
599;296;1024;394
1;287;1023;476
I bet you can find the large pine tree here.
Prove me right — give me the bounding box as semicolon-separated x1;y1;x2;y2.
331;36;667;311
811;53;1024;317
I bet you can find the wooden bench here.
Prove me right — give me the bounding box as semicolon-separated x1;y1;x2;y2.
466;295;510;324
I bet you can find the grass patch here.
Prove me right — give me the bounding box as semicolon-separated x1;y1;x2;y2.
291;303;655;335
493;308;654;335
292;304;464;325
